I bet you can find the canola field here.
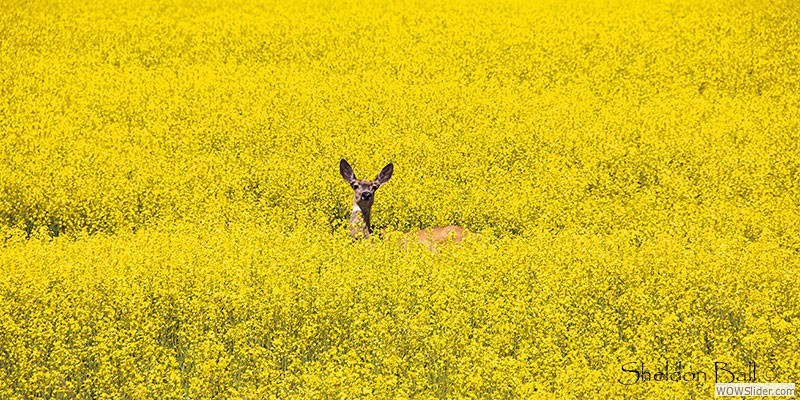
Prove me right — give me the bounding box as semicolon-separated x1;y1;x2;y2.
1;0;799;398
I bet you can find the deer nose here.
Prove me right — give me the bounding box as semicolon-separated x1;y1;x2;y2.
360;192;372;201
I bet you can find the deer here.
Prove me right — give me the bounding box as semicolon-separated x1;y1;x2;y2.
339;158;466;245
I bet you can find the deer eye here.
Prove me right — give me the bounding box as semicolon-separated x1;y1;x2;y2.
351;184;358;190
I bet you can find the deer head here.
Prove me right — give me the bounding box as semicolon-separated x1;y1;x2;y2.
339;158;393;238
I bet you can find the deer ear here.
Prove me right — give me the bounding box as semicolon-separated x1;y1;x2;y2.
375;162;394;185
340;159;356;184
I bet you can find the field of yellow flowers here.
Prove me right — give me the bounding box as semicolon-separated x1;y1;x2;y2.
1;0;799;398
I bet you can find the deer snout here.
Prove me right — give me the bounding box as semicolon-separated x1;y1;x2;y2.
360;192;372;201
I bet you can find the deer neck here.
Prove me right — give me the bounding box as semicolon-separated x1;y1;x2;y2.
350;203;372;238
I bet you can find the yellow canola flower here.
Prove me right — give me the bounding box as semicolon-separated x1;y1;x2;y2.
1;0;799;398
